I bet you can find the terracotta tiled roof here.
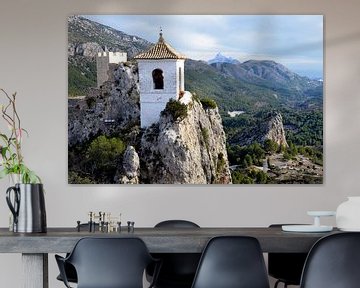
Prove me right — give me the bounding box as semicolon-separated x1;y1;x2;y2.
135;33;186;60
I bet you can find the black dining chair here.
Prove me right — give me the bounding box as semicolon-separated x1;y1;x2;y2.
268;224;308;288
56;223;99;284
191;236;270;288
55;237;160;288
147;220;201;288
300;232;360;288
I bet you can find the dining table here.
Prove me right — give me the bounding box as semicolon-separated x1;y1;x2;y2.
0;226;340;288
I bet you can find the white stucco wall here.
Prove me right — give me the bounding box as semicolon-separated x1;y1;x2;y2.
177;60;185;91
140;93;177;127
138;59;185;127
138;59;183;94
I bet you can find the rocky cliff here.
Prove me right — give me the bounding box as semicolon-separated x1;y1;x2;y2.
141;97;232;184
263;113;288;147
68;15;151;58
68;62;231;184
68;42;103;57
68;62;140;147
230;111;288;147
115;145;140;184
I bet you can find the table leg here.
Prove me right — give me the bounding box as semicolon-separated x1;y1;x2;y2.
22;253;48;288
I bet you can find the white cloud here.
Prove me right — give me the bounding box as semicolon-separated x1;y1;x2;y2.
82;14;323;77
176;32;218;52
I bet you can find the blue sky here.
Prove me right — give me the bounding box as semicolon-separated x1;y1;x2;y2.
84;15;323;78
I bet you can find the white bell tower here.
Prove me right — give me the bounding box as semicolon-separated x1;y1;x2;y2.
135;30;186;128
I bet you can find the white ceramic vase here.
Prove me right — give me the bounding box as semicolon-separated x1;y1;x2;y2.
9;173;22;185
8;173;22;231
336;197;360;231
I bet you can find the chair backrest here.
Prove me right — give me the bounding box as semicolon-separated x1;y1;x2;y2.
300;232;360;288
151;220;201;287
268;224;308;285
191;236;270;288
155;220;200;228
66;237;154;288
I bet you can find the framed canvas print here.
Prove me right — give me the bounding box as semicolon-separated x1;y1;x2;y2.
68;15;323;184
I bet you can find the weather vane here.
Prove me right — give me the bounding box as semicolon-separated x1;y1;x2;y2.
159;26;164;42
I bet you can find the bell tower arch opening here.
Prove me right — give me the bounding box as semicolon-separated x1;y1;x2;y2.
135;29;186;128
152;69;164;89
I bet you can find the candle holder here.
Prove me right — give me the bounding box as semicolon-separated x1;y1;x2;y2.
282;211;335;232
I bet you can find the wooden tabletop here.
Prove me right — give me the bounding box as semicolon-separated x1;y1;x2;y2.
0;227;340;253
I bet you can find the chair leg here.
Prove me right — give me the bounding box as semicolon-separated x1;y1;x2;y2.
274;280;289;288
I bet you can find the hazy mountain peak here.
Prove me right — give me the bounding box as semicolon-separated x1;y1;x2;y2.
68;16;152;58
208;52;240;65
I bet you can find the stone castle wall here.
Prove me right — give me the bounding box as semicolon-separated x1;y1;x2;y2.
96;52;127;87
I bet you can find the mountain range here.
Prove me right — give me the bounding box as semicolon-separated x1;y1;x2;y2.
68;16;322;110
208;52;240;65
68;15;151;58
67;16;323;184
68;16;323;147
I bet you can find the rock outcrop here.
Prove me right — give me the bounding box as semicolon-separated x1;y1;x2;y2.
68;42;103;57
68;63;140;147
115;145;140;184
263;113;288;147
231;111;288;147
141;97;232;184
68;62;232;184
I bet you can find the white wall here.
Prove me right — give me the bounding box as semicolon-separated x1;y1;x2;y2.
0;0;360;287
139;59;182;127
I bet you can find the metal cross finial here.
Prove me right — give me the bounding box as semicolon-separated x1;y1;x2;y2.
159;26;164;42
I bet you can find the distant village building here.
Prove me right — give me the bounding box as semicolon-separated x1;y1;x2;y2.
96;51;127;87
135;31;186;128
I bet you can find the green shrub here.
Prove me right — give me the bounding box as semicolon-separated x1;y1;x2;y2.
216;153;226;174
192;92;200;103
68;171;94;184
68;62;96;96
231;170;254;184
231;168;268;184
264;139;279;154
201;128;210;150
200;98;217;109
162;99;188;121
86;97;96;108
85;135;126;182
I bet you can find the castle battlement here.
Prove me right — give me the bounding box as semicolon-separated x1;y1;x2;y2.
96;51;127;87
97;51;127;63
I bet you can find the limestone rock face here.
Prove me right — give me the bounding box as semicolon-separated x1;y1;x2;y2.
77;42;102;57
116;146;140;184
71;42;103;57
68;63;140;146
68;62;232;184
141;97;232;184
68;15;151;59
232;111;288;147
263;113;288;147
